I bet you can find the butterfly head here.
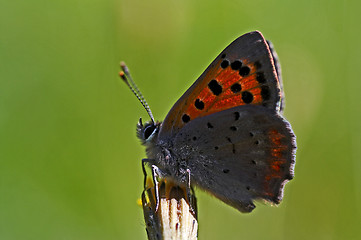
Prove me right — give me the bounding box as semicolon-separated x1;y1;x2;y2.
137;118;160;145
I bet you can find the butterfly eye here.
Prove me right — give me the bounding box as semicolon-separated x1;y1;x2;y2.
143;124;157;140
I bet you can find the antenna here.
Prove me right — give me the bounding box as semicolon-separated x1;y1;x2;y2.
119;62;155;124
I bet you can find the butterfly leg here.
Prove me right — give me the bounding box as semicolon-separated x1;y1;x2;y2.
141;158;157;188
141;158;150;188
186;168;196;215
151;164;161;212
142;159;161;212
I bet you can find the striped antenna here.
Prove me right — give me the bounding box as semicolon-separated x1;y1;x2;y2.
119;62;155;123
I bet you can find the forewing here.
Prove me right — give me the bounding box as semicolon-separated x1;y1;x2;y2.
173;105;296;212
159;31;282;138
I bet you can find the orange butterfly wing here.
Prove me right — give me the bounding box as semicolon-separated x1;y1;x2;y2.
159;31;282;137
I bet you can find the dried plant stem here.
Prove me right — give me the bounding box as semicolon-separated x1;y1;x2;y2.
142;178;198;240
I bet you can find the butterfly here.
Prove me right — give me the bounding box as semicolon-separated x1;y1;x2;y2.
121;31;296;213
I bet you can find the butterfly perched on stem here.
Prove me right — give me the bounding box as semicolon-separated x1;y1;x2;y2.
121;31;296;213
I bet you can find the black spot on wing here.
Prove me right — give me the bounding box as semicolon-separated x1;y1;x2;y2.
221;59;229;69
208;80;222;96
194;99;205;110
254;61;262;69
234;112;240;121
242;91;253;104
231;60;242;70
182;114;190;123
239;66;250;77
261;86;271;100
231;83;242;93
230;126;237;131
256;72;266;83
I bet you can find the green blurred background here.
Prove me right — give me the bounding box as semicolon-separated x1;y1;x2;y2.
1;0;360;239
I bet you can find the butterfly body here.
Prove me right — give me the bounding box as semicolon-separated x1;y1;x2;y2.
135;31;296;213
